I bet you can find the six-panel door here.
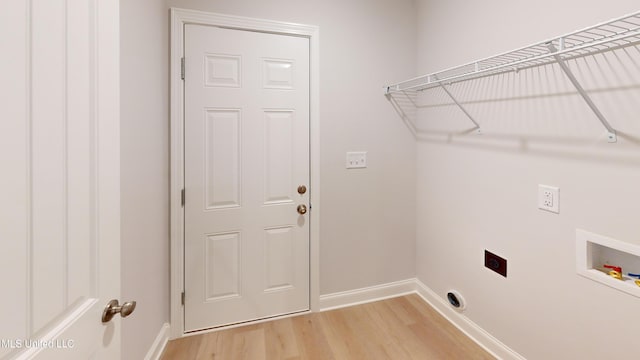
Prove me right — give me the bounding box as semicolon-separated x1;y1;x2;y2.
184;24;310;331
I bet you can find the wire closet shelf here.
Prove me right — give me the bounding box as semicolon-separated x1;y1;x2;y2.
384;11;640;142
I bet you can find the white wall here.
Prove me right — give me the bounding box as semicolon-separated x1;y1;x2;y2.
415;1;640;358
166;0;418;294
120;0;170;359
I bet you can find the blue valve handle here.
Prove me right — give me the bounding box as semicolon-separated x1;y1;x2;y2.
627;273;640;278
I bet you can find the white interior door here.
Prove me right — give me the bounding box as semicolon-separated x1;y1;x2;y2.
184;24;310;331
0;1;121;359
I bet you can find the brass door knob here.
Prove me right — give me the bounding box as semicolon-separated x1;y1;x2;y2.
102;299;137;323
297;204;307;215
297;185;307;194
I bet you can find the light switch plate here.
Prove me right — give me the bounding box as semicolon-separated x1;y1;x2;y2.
346;151;367;169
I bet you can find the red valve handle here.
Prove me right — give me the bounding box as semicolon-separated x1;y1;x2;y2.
604;264;622;273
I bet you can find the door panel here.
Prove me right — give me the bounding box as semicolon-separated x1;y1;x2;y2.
1;1;120;358
205;232;241;301
184;24;310;331
264;110;295;204
264;226;296;291
204;109;242;209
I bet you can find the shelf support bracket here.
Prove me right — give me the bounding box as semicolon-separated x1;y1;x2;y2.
546;42;617;143
434;76;482;134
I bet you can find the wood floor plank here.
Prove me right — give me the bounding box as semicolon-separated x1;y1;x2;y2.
231;327;266;360
193;327;233;359
383;295;419;326
360;301;421;359
365;298;442;359
161;333;203;359
405;294;494;360
290;313;335;360
263;318;299;359
341;303;406;360
318;307;377;359
161;295;496;360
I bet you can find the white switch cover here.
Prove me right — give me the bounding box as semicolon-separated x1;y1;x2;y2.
346;151;367;169
538;184;559;213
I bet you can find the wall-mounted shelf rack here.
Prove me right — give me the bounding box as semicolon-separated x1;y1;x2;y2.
384;11;640;142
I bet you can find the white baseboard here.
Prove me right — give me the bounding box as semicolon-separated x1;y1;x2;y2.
144;323;170;360
319;278;525;360
319;278;417;311
412;280;526;360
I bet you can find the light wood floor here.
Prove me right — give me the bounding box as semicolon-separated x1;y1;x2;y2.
161;294;495;360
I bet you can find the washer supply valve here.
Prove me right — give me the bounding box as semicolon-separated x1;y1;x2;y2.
628;273;640;287
604;265;623;280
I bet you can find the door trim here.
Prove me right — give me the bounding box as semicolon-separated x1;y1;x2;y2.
169;8;320;339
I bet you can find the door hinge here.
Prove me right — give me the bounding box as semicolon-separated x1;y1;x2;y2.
181;188;185;207
181;57;185;80
181;292;185;306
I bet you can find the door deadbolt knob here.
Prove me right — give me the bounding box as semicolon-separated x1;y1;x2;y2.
102;299;137;323
297;204;307;215
297;185;307;194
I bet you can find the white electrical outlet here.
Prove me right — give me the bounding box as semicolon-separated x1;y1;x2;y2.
346;151;367;169
538;184;559;213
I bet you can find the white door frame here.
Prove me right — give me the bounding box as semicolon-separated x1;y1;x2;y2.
169;8;320;339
